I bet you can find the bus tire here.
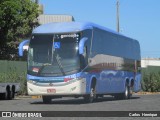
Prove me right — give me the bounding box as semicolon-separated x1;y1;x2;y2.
2;91;8;100
42;96;52;104
84;86;96;103
8;90;13;100
1;87;10;100
12;86;15;99
114;84;131;100
12;91;15;99
122;83;131;99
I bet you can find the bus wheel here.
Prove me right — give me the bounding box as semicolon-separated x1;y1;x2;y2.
84;87;96;103
4;87;10;100
12;86;15;99
42;96;52;104
12;91;15;99
8;90;13;100
1;90;8;100
114;84;131;100
122;83;131;99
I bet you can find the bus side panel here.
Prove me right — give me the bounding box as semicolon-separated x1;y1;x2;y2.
87;27;141;94
88;54;134;94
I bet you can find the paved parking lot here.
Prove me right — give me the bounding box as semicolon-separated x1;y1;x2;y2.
0;94;160;120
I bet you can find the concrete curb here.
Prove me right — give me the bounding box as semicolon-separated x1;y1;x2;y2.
134;92;160;95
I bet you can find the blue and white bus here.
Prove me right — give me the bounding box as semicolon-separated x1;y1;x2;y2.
19;22;141;103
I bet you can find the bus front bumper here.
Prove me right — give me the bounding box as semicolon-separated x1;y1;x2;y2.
27;78;86;96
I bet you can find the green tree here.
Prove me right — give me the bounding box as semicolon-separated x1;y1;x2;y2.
0;0;39;60
142;71;160;92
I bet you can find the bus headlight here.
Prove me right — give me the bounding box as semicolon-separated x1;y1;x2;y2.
28;80;37;84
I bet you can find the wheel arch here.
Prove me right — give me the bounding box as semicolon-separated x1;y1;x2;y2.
125;77;130;86
89;75;97;91
6;85;10;92
130;78;134;87
12;85;16;93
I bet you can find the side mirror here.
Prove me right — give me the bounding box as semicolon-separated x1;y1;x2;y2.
79;37;88;54
18;40;30;57
79;37;88;70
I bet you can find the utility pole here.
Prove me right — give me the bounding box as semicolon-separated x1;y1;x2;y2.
116;0;120;33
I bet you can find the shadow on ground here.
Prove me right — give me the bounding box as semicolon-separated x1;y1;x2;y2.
30;96;140;105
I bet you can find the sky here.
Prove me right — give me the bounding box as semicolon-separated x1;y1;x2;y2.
39;0;160;58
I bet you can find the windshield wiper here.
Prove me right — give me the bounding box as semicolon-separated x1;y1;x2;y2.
55;53;65;76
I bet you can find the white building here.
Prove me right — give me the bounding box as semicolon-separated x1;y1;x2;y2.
141;58;160;68
38;14;75;24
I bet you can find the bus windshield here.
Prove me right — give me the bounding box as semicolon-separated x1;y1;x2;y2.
28;33;81;77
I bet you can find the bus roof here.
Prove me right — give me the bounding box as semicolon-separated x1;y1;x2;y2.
32;22;140;60
33;21;136;41
33;22;120;35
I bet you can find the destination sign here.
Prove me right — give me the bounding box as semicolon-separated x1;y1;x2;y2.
60;34;79;39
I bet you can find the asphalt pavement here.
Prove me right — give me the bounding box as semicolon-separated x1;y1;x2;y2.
0;94;160;120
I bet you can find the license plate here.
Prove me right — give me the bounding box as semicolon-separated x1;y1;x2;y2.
47;89;56;93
